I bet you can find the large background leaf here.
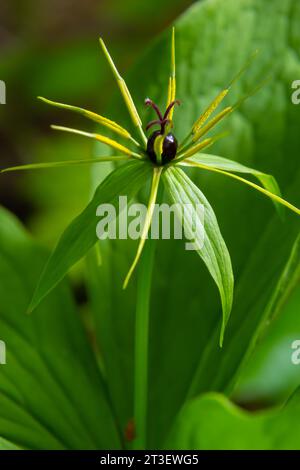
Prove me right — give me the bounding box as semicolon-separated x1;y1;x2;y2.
0;207;121;449
0;437;19;450
30;160;151;311
234;234;300;406
88;0;300;448
163;166;233;344
166;391;300;450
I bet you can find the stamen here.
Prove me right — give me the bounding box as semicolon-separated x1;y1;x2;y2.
146;118;171;133
145;98;176;134
145;98;163;121
163;99;181;120
160;118;171;133
146;119;162;131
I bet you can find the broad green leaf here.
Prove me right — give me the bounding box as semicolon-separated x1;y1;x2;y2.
88;0;300;448
0;437;20;450
163;166;233;345
0;207;120;449
182;159;300;217
183;153;282;214
86;239;139;437
166;391;300;450
29;160;152;311
234;233;300;404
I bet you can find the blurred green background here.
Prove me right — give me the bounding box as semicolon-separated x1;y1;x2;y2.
1;0;300;419
0;0;195;245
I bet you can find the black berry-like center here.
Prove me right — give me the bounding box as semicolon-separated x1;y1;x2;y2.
147;131;178;165
144;98;180;166
162;133;178;163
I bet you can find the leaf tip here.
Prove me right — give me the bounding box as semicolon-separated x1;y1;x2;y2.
51;124;62;132
27;289;45;314
99;37;107;53
123;260;137;289
218;317;226;347
122;276;130;290
26;301;35;315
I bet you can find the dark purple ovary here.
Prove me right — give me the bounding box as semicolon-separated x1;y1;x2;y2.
147;131;178;165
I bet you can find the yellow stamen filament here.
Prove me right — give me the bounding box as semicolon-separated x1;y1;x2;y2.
180;138;213;159
166;27;176;120
192;89;229;134
1;156;131;173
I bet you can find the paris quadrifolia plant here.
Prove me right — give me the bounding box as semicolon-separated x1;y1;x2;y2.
2;27;300;448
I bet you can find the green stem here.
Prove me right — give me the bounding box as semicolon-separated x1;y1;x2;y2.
133;236;156;450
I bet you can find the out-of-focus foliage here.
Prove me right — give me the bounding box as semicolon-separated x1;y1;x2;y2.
1;0;300;451
0;0;195;245
167;391;300;450
0;207;120;449
235;289;300;405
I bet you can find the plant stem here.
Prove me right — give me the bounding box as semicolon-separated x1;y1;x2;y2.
133;236;156;450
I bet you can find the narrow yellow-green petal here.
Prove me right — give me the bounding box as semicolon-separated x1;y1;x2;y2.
38;96;128;135
232;75;272;112
227;49;259;88
51;125;143;159
99;38;147;146
1;156;130;173
123;167;162;289
183;161;300;216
